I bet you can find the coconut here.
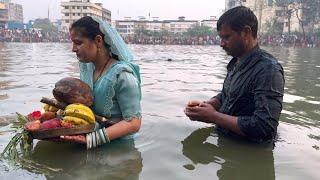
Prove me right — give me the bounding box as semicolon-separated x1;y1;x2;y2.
53;77;93;107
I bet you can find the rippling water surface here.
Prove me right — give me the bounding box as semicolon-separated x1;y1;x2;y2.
0;43;319;180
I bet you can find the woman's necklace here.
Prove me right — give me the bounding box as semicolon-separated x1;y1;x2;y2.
95;59;112;82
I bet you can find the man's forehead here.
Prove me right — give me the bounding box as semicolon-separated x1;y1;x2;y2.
218;24;236;35
220;24;233;31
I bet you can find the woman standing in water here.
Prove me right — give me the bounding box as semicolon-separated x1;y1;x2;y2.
61;16;142;149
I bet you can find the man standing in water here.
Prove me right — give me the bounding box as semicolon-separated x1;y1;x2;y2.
184;6;285;142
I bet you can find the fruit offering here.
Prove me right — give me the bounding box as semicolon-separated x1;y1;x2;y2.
52;77;93;107
24;103;95;133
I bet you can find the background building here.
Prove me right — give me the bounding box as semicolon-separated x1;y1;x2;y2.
0;2;8;28
115;16;199;37
201;16;218;30
241;0;285;34
163;17;198;34
115;19;135;36
225;0;320;35
0;0;23;28
225;0;244;10
8;2;23;22
225;0;287;34
60;0;111;32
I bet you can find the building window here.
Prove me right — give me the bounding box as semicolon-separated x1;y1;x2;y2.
72;13;75;16
65;13;69;16
66;20;69;23
72;6;75;9
78;13;81;16
64;6;69;9
84;13;87;16
83;6;87;9
77;6;80;9
267;0;273;6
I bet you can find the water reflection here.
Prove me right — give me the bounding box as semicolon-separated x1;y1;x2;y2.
28;138;142;180
181;127;275;180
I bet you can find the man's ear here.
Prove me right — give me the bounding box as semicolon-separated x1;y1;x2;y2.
242;25;252;38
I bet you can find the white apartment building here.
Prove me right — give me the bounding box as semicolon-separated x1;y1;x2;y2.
201;16;218;30
116;19;164;37
0;0;23;28
8;3;23;22
61;0;111;32
163;17;198;34
0;2;8;26
146;20;163;32
115;20;135;36
115;17;199;37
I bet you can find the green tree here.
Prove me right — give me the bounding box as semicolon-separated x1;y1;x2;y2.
275;0;320;40
184;25;215;37
158;29;171;37
134;28;152;36
275;0;295;34
151;30;171;38
265;18;284;35
32;18;57;33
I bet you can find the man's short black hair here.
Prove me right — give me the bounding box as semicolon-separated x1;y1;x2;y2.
217;6;258;38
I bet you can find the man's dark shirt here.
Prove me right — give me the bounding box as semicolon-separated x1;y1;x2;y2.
215;46;285;142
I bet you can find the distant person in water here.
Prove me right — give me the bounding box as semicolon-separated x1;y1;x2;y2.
184;6;285;142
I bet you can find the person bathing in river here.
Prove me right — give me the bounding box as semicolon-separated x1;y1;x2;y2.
184;6;285;142
60;16;142;149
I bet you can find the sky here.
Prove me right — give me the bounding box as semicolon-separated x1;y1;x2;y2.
11;0;225;22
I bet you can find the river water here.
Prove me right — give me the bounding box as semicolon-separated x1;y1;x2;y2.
0;43;319;180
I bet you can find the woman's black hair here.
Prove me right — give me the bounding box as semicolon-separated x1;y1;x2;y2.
71;16;118;59
217;6;258;38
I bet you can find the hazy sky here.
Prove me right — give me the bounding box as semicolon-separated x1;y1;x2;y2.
11;0;225;22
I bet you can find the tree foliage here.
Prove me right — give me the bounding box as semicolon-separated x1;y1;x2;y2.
274;0;320;38
265;18;284;35
32;18;58;33
184;25;215;37
134;25;216;38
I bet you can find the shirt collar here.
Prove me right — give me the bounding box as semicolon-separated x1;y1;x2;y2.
227;45;260;72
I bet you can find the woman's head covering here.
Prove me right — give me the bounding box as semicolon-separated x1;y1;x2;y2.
91;16;133;62
91;17;141;84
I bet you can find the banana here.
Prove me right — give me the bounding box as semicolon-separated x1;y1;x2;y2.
65;103;95;124
63;116;89;126
65;103;93;114
64;108;95;124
